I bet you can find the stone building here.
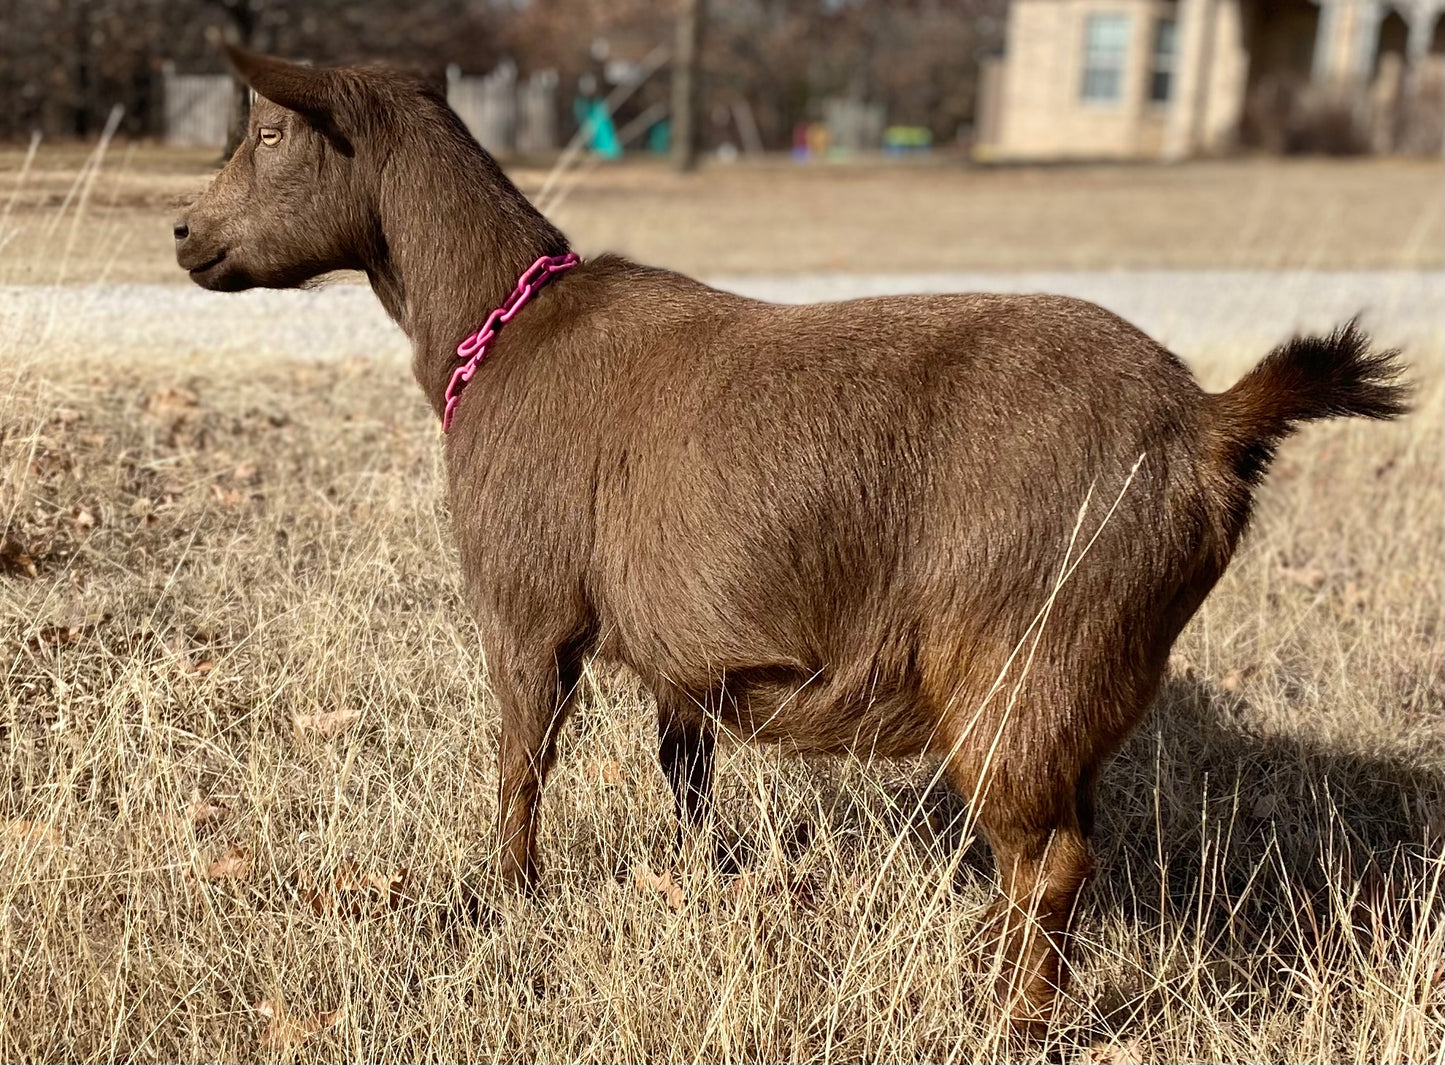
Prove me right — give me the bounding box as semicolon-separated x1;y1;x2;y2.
974;0;1445;158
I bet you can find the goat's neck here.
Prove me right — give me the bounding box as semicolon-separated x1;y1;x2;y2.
366;145;568;418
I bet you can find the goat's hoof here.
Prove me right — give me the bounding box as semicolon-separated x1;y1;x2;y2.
994;972;1060;1038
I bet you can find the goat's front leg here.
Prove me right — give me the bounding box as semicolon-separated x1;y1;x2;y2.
657;691;716;840
491;644;583;890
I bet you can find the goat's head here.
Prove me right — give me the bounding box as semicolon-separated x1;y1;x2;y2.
175;46;411;291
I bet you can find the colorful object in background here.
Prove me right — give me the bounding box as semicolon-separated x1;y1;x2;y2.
807;123;831;159
883;126;933;157
792;121;833;161
648;118;670;154
574;95;622;159
791;122;810;160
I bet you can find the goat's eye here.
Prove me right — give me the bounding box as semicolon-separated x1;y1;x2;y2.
258;127;282;147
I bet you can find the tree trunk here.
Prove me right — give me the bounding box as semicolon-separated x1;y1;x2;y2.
213;0;258;159
671;0;706;172
225;77;251;158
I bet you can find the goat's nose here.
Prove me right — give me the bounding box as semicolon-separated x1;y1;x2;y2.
173;221;189;242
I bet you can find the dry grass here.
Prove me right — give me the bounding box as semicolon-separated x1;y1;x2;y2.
1;153;1442;1063
0;144;1441;281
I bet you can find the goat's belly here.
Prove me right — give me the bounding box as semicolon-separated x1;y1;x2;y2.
604;627;942;758
721;678;939;758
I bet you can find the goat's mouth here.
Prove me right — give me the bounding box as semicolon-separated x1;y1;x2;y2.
184;249;228;278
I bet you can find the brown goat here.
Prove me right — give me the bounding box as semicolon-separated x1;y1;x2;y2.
175;45;1409;1028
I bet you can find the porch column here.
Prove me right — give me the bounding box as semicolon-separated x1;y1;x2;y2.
1313;0;1340;80
1356;0;1386;79
1165;0;1219;157
1406;3;1434;59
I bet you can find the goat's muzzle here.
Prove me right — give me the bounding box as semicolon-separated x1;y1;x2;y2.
174;218;231;286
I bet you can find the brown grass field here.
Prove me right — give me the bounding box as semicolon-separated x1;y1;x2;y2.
1;144;1442;281
0;146;1442;1062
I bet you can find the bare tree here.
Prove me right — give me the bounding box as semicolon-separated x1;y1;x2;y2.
0;0;1003;149
671;0;706;171
200;0;260;155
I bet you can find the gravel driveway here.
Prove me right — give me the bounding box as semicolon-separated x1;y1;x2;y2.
4;271;1440;371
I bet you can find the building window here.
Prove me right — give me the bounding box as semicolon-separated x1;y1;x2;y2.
1150;17;1178;102
1081;14;1131;103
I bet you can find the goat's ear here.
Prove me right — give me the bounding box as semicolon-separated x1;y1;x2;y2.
213;36;354;154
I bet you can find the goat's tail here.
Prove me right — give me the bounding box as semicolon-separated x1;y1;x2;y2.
1205;321;1410;536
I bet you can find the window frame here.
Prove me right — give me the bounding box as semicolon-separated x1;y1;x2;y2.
1149;15;1179;104
1079;12;1132;105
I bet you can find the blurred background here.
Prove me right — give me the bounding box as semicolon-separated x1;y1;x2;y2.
0;0;1441;346
2;0;1441;160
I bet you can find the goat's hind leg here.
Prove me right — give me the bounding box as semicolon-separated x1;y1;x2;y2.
948;754;1093;1033
983;809;1092;1031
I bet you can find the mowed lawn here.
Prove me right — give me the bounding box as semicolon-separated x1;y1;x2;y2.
0;149;1441;1062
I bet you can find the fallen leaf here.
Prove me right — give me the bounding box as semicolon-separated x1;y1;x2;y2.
3;820;62;848
726;869;817;911
163;635;218;677
182;791;229;828
293;707;362;739
256;998;342;1051
1340;582;1370;612
0;539;37;578
726;871;755;900
206;844;251;880
371;867;409;904
209;484;245;507
634;863;684;912
1219;664;1257;693
1081;1037;1148;1065
300;858;410;917
1279;564;1326;591
597;759;622;785
1427;958;1445;1010
147;386;198;412
1167;652;1195;680
24;622;98;652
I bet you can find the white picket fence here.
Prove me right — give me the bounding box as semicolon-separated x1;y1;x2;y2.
160;62;558;155
162;65;230;147
447;62;559;155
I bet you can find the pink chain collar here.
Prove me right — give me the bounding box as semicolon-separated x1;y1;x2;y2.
442;251;581;431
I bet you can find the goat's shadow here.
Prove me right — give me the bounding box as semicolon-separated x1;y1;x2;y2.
815;674;1442;1034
